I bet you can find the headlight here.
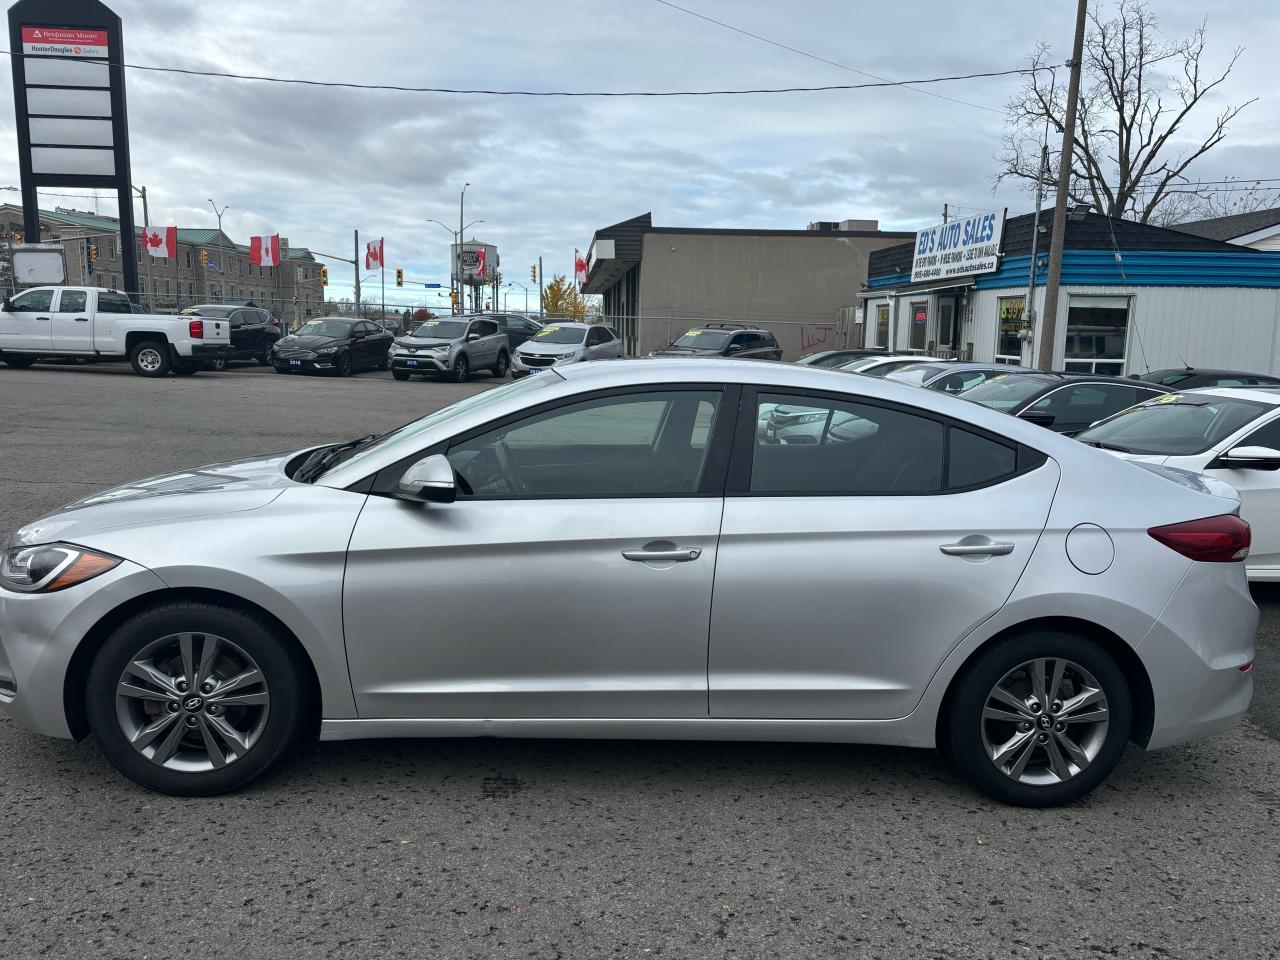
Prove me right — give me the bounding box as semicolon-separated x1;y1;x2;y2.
316;345;340;355
432;344;450;352
1;543;121;593
555;351;582;364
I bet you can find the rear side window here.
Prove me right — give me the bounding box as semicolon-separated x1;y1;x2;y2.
949;429;1018;488
97;292;133;313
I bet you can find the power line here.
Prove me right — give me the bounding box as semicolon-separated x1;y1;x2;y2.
0;49;1046;98
653;0;1001;114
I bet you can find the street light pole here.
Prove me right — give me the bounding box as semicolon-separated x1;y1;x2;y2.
132;185;153;310
459;182;469;313
208;198;229;301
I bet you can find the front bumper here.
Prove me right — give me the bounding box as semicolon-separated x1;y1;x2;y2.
512;353;571;374
0;560;168;740
273;353;338;372
391;351;449;373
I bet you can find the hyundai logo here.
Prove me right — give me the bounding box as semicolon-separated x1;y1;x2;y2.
184;696;204;712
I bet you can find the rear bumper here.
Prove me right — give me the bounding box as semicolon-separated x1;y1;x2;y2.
190;343;234;359
1140;562;1256;750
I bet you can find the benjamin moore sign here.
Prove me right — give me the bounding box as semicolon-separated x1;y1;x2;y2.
911;209;1006;284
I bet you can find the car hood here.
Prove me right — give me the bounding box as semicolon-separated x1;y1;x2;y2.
518;341;581;355
395;336;454;349
9;452;296;547
276;334;344;350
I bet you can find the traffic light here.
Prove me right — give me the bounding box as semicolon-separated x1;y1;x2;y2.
395;267;404;288
450;290;459;305
530;264;537;284
88;243;98;262
320;266;329;286
13;231;22;244
200;250;209;269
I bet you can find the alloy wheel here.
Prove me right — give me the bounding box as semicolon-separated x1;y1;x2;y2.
114;631;271;772
979;657;1109;786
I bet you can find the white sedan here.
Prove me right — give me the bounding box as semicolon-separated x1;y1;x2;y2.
1076;386;1280;580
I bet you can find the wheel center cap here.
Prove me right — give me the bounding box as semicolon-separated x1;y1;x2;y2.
1039;715;1052;729
183;696;204;712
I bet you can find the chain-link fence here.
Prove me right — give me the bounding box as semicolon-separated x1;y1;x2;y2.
595;313;855;361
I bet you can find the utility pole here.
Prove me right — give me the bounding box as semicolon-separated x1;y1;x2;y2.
1022;143;1050;364
538;256;544;319
1038;0;1088;372
353;228;361;317
942;203;949;224
133;185;153;310
459;181;469;314
208;199;229;301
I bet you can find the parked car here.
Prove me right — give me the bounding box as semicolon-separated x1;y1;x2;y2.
959;372;1170;435
887;362;1037;393
269;317;392;376
180;304;280;369
389;315;509;382
1076;387;1280;581
512;322;623;377
795;348;887;368
1131;367;1280;390
649;324;782;361
494;313;544;352
837;354;934;378
0;360;1255;805
0;285;232;377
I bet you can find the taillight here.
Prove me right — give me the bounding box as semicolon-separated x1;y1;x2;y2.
189;319;204;339
1148;514;1250;562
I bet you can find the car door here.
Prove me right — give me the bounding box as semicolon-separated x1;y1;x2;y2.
1203;415;1280;575
355;322;383;367
50;288;93;352
1020;383;1164;435
343;385;734;719
708;387;1058;720
584;326;609;360
0;287;54;350
472;318;501;364
228;310;250;356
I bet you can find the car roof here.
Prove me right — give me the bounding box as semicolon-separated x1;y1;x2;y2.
538;321;592;330
1178;386;1280;405
1145;367;1269;376
975;371;1161;387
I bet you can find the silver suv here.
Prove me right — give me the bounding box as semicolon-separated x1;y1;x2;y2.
389;316;509;382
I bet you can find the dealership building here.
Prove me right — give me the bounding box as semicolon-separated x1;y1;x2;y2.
859;207;1280;375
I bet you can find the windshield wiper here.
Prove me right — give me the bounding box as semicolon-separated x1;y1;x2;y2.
1082;440;1131;452
294;434;378;483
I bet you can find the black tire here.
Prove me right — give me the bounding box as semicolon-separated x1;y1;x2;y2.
392;369;411;381
273;365;288;374
1;353;37;368
256;353;270;366
209;357;229;372
174;360;199;376
85;602;312;796
450;353;470;383
377;355;390;372
944;630;1132;808
336;352;354;377
129;340;172;377
492;351;509;377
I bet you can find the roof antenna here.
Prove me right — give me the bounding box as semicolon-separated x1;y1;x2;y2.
1177;354;1190;371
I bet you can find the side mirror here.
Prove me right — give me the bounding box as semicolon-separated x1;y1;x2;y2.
727;343;743;353
1215;445;1280;471
467;332;481;341
1017;410;1057;427
397;454;457;503
1;297;11;311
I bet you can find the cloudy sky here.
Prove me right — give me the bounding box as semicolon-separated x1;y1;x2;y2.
2;0;1276;307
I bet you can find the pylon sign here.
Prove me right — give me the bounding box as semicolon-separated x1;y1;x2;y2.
8;0;139;301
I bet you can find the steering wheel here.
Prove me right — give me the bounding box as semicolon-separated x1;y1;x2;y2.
493;440;531;496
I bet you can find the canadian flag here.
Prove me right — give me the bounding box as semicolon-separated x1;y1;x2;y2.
143;225;176;258
574;249;588;287
365;237;384;270
474;247;486;279
250;234;280;267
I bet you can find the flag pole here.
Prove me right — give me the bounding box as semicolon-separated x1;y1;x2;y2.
380;237;385;327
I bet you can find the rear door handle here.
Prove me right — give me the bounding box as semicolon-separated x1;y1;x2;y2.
940;538;1015;557
622;547;702;562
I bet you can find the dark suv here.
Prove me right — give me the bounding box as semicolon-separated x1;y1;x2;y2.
650;323;782;361
181;304;280;368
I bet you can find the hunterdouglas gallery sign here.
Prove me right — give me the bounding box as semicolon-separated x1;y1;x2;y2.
910;209;1006;284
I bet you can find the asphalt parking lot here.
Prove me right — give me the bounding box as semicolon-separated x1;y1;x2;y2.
2;361;1279;960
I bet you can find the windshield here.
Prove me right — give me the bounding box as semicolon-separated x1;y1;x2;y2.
888;363;946;382
294;319;351;338
841;356;894;372
672;330;731;349
960;375;1052;410
411;319;468;339
1076;395;1270;455
532;325;587;345
850;358;919;378
806;352;858;368
321;374;553;477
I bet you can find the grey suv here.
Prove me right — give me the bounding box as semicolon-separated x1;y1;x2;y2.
389;315;509;382
650;323;782;361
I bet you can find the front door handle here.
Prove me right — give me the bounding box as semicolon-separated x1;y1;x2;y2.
940;538;1015;557
74;317;89;322
622;546;702;562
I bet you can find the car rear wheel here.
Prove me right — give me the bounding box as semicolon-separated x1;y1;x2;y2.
256;352;270;366
85;602;311;796
451;354;469;382
174;360;199;376
392;369;410;381
944;630;1131;807
492;351;509;377
129;341;171;377
209;357;228;372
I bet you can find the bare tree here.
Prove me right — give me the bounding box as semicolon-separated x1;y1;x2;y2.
998;0;1254;223
1147;177;1280;225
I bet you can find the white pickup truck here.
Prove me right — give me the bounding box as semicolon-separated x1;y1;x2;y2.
0;285;232;377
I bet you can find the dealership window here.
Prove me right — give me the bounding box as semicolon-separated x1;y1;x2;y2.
996;296;1026;364
875;304;890;348
908;301;928;351
1064;296;1130;375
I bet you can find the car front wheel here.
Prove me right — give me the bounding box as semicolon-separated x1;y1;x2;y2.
451;354;469;382
392;369;410;381
492;351;509;377
85;602;311;796
944;630;1131;807
336;352;354;377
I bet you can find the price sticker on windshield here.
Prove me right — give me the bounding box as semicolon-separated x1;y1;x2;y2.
535;326;561;338
1154;393;1182;403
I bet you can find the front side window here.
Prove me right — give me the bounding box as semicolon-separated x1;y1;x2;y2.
471;319;498;337
448;390;722;498
586;327;607;346
11;289;53;312
56;290;88;312
1078;395;1271;455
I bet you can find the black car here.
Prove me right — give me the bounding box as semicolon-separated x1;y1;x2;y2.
270;317;393;376
492;313;544;350
795;347;888;368
181;304;280;368
1132;367;1280;390
650;323;782;361
959;372;1171;435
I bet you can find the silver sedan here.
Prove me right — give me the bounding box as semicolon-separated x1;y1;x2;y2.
0;359;1256;805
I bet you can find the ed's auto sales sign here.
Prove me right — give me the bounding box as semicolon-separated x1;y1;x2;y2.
21;26;109;59
910;209;1006;284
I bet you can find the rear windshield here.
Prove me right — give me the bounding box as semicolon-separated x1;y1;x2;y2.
961;375;1052;411
1137;370;1193;386
1075;394;1271;455
532;325;587;344
673;330;730;349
